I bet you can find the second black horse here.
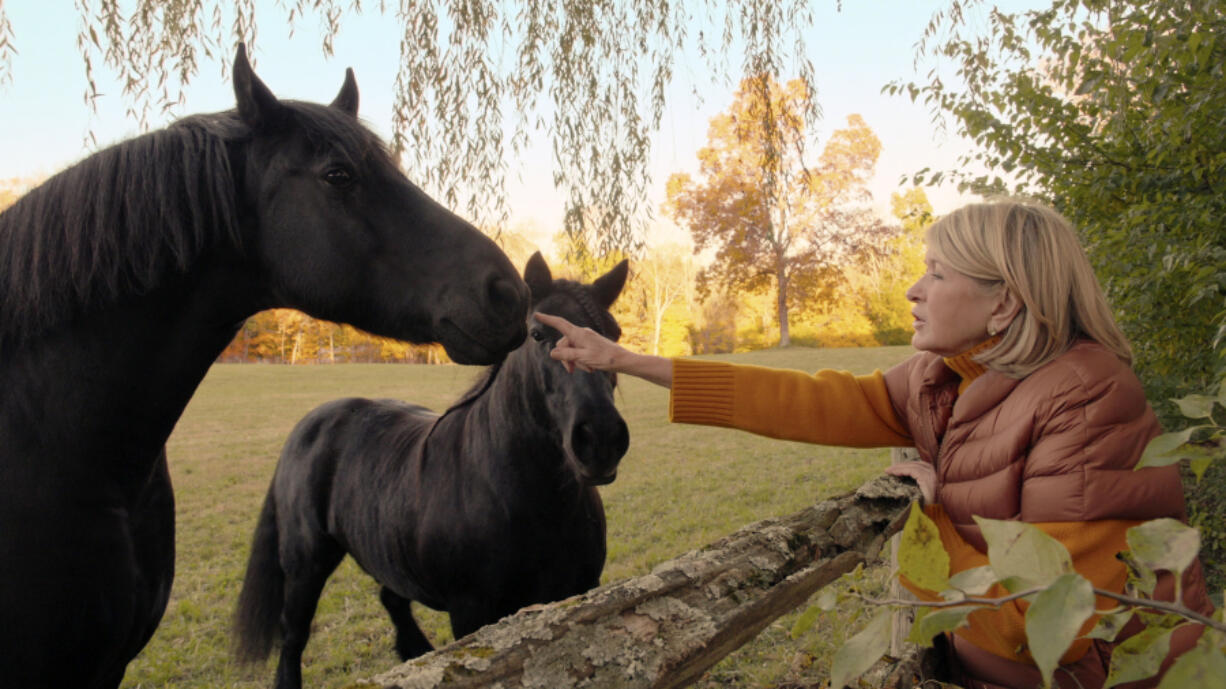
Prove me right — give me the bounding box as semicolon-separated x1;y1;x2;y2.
234;253;631;689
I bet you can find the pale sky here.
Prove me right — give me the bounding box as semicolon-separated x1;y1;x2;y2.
0;1;1043;247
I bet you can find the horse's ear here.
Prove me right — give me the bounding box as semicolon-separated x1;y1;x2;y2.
330;68;359;117
591;259;629;309
233;43;284;131
523;251;552;303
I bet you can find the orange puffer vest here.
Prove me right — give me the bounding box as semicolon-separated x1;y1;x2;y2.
883;339;1212;689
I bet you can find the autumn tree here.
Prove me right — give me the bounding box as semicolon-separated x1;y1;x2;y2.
0;177;37;213
624;243;697;356
1;0;830;250
666;74;886;347
849;187;931;344
547;223;652;350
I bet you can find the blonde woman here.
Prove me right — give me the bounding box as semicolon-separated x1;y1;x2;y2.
535;200;1212;689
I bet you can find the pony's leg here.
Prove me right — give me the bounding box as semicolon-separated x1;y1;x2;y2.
273;546;344;689
379;587;434;660
446;596;508;642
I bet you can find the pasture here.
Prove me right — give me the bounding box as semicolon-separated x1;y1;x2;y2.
123;345;914;688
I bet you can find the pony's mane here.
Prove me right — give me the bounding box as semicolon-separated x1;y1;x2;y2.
445;278;621;414
0;99;386;349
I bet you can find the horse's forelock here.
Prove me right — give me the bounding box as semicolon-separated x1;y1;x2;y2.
557;280;620;342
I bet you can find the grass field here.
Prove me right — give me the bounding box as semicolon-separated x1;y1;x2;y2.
121;345;915;688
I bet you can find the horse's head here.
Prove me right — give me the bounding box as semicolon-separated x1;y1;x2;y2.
521;252;630;486
230;44;528;365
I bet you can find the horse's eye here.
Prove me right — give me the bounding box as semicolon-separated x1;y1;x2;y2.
530;330;545;342
323;167;354;188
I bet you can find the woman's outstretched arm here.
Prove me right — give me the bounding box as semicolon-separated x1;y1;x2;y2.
534;312;674;388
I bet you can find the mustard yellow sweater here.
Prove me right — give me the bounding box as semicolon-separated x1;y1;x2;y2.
668;353;1137;666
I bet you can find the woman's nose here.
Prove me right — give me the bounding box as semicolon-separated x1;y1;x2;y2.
905;279;922;303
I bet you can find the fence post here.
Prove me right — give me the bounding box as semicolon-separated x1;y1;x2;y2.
888;447;921;656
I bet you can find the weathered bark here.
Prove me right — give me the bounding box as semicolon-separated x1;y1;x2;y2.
351;475;923;689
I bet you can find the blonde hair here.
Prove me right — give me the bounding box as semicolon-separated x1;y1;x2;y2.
926;200;1131;377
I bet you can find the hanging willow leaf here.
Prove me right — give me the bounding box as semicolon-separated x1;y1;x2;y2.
10;0;829;252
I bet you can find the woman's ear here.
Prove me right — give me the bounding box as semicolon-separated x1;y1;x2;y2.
988;288;1022;336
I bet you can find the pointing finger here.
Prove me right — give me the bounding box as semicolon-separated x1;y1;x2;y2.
533;312;576;336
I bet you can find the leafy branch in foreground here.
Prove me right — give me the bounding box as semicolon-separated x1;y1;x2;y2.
1136;383;1226;481
795;504;1226;689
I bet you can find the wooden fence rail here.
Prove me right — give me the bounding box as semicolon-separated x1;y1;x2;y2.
351;474;924;689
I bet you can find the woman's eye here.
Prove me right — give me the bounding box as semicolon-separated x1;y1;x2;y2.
323;167;354;187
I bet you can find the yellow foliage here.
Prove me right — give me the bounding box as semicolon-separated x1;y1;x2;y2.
0;176;40;213
790;306;881;348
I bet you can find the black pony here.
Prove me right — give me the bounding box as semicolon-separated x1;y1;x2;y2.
234;253;630;689
0;45;529;689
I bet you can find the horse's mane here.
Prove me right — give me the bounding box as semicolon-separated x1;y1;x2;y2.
0;99;385;349
0;113;246;346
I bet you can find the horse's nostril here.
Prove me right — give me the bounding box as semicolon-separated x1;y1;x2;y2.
487;275;525;318
570;419;627;472
571;421;595;450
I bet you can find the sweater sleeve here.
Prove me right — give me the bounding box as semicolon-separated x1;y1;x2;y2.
669;358;911;447
901;505;1136;666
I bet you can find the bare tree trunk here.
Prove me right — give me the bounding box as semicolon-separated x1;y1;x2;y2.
360;475;922;689
776;269;790;348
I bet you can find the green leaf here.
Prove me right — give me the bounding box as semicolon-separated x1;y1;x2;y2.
1026;573;1096;688
1103;625;1175;688
907;605;979;647
1126;518;1200;582
1118;549;1159;597
1156;640;1226;689
1075;73;1102;95
829;609;892;689
947;565;998;597
1173;394;1218;419
1190;457;1213;481
1087;609;1134;642
975;517;1074;591
789;604;823;639
1138;426;1211;469
898;502;950;593
815;586;839;611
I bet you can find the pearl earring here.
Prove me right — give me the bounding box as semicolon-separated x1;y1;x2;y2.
988;325;998;337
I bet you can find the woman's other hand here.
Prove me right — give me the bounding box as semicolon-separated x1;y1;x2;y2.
884;461;937;504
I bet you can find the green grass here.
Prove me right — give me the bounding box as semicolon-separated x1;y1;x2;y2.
122;345;915;688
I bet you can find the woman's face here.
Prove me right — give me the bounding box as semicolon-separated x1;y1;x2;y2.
906;249;1002;356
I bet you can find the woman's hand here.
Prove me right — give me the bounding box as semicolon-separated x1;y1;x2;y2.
884;461;937;504
534;312;674;387
534;312;624;374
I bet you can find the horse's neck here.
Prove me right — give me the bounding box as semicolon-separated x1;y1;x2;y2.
435;355;562;470
3;259;260;480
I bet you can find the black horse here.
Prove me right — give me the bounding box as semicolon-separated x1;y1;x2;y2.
0;45;529;689
233;253;630;689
